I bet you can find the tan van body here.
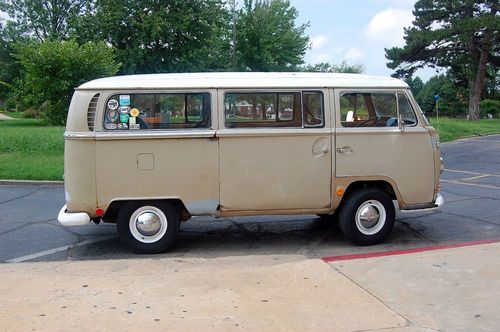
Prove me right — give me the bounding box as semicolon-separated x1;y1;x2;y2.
59;73;443;252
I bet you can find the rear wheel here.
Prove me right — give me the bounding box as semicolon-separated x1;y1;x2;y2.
338;188;395;245
117;201;179;254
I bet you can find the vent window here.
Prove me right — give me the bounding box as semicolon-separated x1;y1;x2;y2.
87;93;100;131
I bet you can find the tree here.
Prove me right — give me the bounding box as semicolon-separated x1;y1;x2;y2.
301;61;364;74
77;0;231;74
0;0;87;41
0;22;24;108
236;0;309;71
386;0;499;120
415;74;468;116
12;40;120;124
404;76;424;97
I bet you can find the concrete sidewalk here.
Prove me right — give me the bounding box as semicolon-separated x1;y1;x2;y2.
1;242;499;331
0;113;13;120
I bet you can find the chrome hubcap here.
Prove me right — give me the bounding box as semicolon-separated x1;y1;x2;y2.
359;205;380;229
136;211;162;236
355;200;386;235
129;206;168;243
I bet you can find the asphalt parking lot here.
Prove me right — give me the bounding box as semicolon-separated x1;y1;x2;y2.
0;134;499;263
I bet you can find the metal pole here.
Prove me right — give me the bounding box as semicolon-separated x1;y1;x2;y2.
436;99;439;121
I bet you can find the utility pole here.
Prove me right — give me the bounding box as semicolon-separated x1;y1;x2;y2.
231;0;237;71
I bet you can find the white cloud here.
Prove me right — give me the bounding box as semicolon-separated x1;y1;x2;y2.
311;52;332;63
310;35;329;49
372;0;416;8
344;48;364;61
366;8;414;47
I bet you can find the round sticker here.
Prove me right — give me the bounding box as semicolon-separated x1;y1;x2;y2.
130;108;140;117
120;113;130;123
119;106;131;114
107;110;118;122
107;99;119;110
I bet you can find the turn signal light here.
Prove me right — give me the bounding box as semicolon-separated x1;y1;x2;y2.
336;187;345;196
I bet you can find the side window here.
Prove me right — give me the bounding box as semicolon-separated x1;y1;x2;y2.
103;93;211;130
340;92;398;127
304;92;324;127
397;92;417;126
225;92;302;127
224;91;324;128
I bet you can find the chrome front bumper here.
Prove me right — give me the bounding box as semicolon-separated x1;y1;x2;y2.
58;205;91;226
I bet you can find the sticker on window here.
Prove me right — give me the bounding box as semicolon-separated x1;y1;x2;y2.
120;113;130;123
107;110;118;122
107;99;119;110
119;95;130;106
130;108;140;117
119;106;130;114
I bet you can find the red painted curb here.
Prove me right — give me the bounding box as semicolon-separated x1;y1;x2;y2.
321;239;500;263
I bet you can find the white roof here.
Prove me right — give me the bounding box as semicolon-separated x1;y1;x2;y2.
77;72;408;90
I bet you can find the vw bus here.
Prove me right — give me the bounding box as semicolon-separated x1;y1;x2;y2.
58;72;443;253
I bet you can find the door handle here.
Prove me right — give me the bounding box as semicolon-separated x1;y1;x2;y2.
337;146;353;154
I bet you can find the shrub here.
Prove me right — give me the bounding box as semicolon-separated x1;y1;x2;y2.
21;108;40;118
12;40;120;125
480;99;500;118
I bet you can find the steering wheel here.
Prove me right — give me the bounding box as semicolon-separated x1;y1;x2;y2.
354;116;381;127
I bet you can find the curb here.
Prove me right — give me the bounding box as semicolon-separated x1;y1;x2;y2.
0;179;64;186
441;133;500;145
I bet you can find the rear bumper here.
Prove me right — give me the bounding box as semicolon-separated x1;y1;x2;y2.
58;205;91;226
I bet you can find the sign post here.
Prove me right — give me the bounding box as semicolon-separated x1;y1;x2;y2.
434;94;440;120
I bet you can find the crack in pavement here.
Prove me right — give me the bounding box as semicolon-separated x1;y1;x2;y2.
0;187;42;206
439;210;500;228
0;217;58;236
354;324;443;332
441;187;500;201
0;223;31;236
328;264;414;331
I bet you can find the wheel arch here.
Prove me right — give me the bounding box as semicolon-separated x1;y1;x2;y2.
334;177;402;210
102;198;191;223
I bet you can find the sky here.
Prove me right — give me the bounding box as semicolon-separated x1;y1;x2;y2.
289;0;437;80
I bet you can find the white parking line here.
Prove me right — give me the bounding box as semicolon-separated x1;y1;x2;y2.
5;236;115;263
461;174;491;181
444;168;481;175
444;169;500;177
441;179;499;190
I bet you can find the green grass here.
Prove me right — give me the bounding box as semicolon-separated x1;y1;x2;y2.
0;117;499;180
0;111;23;118
0;119;64;180
430;118;500;142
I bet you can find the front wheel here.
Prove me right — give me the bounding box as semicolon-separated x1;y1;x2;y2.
117;201;180;254
338;188;395;245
